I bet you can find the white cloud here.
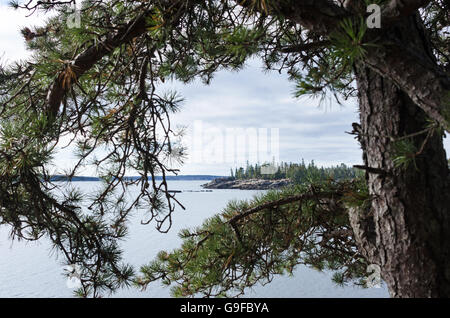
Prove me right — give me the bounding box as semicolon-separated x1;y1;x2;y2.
0;3;448;176
0;3;50;63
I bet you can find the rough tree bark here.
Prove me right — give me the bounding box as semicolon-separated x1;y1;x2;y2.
349;15;450;297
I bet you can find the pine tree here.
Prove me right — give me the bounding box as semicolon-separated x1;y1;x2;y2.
0;0;449;297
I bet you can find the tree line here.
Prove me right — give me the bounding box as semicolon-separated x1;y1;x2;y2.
230;160;361;183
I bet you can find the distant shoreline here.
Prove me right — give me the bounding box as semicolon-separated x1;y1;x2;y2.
50;175;225;182
49;175;293;191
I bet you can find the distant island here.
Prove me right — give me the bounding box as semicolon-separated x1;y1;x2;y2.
203;161;360;190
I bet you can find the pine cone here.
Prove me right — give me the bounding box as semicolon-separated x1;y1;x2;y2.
21;27;35;41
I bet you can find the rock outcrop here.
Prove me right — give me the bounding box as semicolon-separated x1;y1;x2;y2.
201;177;292;190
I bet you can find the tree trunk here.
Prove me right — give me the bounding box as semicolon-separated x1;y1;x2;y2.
349;15;450;296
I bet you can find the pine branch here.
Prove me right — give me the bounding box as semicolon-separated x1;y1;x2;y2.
280;40;331;53
228;191;338;225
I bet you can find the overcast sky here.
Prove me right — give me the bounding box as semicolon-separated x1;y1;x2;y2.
1;2;448;175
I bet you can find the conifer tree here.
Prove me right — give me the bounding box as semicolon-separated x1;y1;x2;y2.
0;0;449;297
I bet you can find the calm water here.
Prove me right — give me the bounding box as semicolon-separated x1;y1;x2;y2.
0;181;389;298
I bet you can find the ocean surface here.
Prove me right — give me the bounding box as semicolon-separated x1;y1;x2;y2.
0;181;389;298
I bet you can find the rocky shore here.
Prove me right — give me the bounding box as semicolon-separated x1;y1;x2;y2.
201;177;292;190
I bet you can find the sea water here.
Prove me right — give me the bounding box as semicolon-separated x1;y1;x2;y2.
0;181;389;298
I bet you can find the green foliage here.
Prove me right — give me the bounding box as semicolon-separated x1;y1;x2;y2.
392;139;418;170
222;26;262;64
341;177;371;210
442;90;450;130
331;18;370;64
231;160;360;183
135;178;369;297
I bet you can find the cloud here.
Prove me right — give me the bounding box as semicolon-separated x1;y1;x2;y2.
0;5;447;176
159;60;363;174
0;3;50;63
